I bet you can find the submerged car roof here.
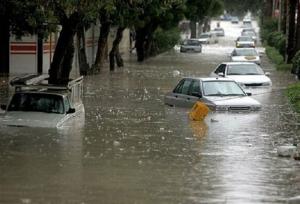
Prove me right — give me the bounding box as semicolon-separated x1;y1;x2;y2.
183;77;237;82
219;62;258;65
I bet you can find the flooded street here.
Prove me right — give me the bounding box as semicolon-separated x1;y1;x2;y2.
1;21;300;203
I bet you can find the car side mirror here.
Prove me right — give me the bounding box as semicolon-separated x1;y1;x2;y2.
67;108;76;114
246;92;252;96
191;92;202;98
265;72;270;76
0;104;7;110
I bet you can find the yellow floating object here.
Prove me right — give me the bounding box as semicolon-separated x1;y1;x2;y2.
189;101;210;121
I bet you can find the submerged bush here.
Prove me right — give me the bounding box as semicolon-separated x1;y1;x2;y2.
286;82;300;112
265;46;284;65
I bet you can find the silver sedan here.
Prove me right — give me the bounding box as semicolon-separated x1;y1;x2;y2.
164;77;261;111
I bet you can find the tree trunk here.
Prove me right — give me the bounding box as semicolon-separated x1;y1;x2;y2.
286;0;297;62
94;14;111;70
109;27;125;71
281;0;287;33
49;13;79;84
265;0;274;18
295;0;300;52
0;15;10;75
77;25;89;75
190;21;197;38
135;27;146;62
60;41;75;84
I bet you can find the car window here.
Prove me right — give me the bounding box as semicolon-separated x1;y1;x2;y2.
215;64;226;74
173;79;192;95
227;64;264;75
8;93;64;114
189;80;201;95
202;81;245;96
64;97;71;113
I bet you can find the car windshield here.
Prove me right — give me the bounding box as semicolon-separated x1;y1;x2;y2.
7;93;64;114
237;36;253;41
233;49;258;56
202;81;245;96
214;28;223;31
183;40;201;46
200;34;210;38
227;64;264;75
242;32;255;37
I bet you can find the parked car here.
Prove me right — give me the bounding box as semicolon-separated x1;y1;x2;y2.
231;48;261;64
180;38;202;53
231;16;239;24
236;36;255;48
164;77;261;111
213;27;225;37
0;74;84;128
241;31;257;43
210;62;272;87
198;32;218;44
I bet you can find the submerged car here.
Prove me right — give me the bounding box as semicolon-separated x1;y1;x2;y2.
210;62;272;87
180;39;202;53
0;74;84;128
236;36;255;48
198;32;218;44
164;77;261;111
213;27;225;37
231;16;239;24
231;48;261;64
241;31;257;43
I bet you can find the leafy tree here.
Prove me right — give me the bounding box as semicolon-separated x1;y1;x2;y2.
134;0;186;61
46;0;101;84
223;0;263;17
0;0;48;74
185;0;223;37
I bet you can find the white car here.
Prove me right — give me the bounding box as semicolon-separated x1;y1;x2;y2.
198;32;218;44
241;31;257;43
236;36;255;48
231;48;261;65
210;62;272;87
164;77;261;111
180;39;202;53
0;74;84;128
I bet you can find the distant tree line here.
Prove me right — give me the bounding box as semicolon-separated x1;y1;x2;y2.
0;0;228;84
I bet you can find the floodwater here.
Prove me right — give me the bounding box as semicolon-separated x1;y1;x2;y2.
1;21;300;204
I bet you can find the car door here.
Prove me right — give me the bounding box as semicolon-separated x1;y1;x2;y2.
186;79;202;106
169;78;193;107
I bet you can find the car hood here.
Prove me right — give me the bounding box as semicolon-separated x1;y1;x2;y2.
226;75;271;84
0;111;67;128
237;41;254;44
199;38;209;42
204;95;261;106
231;56;260;62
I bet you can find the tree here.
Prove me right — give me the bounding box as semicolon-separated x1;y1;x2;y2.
286;0;297;62
0;0;48;74
47;0;101;84
185;0;224;38
134;0;186;61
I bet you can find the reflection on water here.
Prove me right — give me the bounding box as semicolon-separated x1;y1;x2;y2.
0;21;300;203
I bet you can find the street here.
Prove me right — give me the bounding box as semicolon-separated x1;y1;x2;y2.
0;20;300;203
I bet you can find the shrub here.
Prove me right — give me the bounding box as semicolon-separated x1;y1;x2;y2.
265;46;284;65
277;64;292;71
292;50;300;75
260;18;278;43
286;82;300;112
267;31;286;56
152;27;181;55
